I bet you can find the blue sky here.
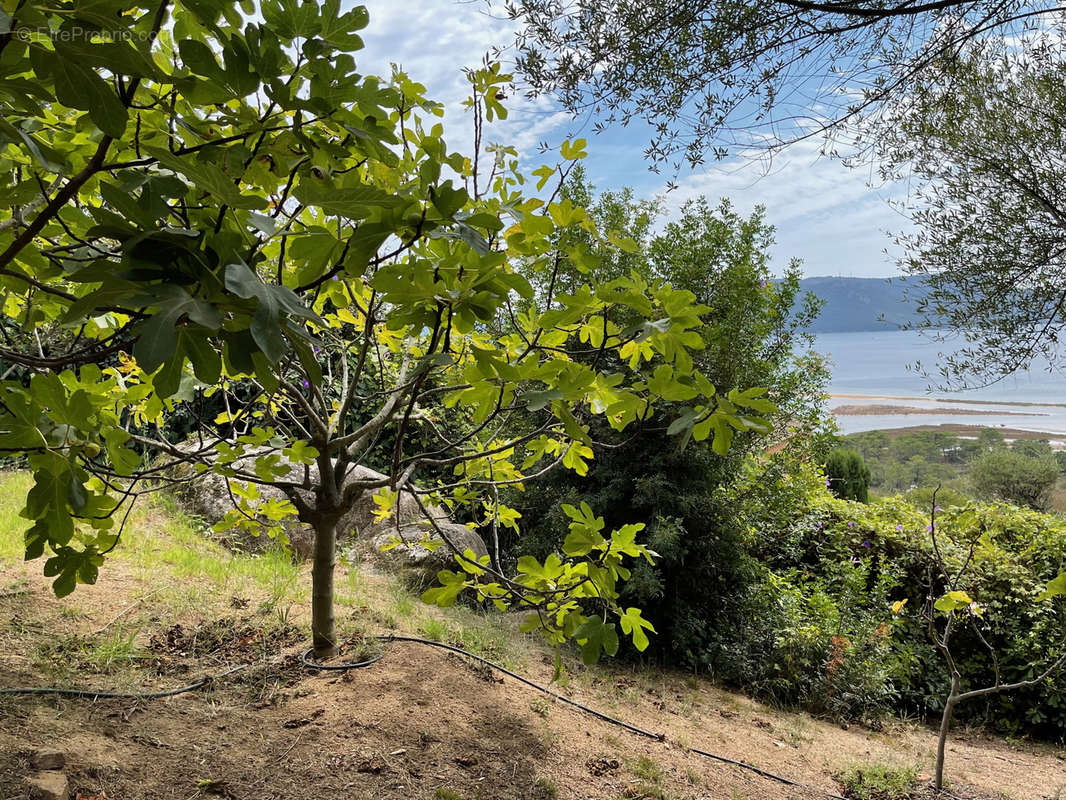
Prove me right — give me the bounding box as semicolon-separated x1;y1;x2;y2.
358;1;907;279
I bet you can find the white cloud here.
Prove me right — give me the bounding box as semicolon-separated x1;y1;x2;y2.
355;0;909;279
656;135;909;277
358;1;576;166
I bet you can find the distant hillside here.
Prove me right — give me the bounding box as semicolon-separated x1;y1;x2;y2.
795;276;929;333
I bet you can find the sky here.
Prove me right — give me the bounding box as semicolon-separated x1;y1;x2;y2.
357;0;907;279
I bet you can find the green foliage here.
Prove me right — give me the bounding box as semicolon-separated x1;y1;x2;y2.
0;1;769;657
825;448;870;503
505;177;832;670
509;0;1034;166
877;44;1066;387
734;463;1066;736
970;449;1059;510
847;429;1065;510
836;764;919;800
902;486;970;511
690;458;904;719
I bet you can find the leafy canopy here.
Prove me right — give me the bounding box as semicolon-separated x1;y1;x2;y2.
0;0;771;659
503;1;1063;168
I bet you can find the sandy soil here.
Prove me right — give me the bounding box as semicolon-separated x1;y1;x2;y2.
833;395;1066;410
1;554;1065;800
831;404;1044;417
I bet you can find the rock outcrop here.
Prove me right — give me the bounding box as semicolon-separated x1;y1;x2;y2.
169;450;487;574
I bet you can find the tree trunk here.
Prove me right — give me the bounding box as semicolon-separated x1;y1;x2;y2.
311;520;337;659
935;675;960;791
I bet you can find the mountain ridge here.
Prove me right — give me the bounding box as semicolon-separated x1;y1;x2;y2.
794;275;929;333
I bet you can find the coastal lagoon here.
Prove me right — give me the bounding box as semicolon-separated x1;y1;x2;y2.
813;330;1066;437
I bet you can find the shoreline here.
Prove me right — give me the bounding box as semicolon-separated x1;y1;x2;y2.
832;403;1046;418
831;392;1066;409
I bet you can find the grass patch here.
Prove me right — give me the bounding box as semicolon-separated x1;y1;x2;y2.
123;500;304;601
0;472;32;560
630;755;665;784
837;764;920;800
35;627;145;680
622;754;676;800
0;469;527;673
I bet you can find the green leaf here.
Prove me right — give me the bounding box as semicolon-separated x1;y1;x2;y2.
575;618;619;665
52;566;78;598
132;287;223;373
618;607;655;651
51;54;128;137
293;179;408;220
143;146;266;210
25;465;75;546
182;331;223;385
532;165;555;191
1037;572;1066;601
560;138;588;160
59;34;163;79
562;525;606;557
934;590;974;613
225;262;322;363
103;428;140;476
430;181;468;218
179;38;224;80
72;0;126;27
421;570;467;607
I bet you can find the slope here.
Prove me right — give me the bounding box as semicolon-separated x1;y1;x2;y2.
0;473;1062;800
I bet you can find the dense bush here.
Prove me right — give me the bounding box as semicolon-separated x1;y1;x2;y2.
498;177;1066;739
503;179;835;677
825;448;871;502
731;459;1066;737
970;448;1059;510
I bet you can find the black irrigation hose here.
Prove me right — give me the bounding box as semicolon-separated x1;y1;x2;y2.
0;634;846;799
300;646;384;670
312;635;846;799
0;663;249;700
380;636;847;800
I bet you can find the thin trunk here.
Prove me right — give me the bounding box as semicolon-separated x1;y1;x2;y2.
935;676;960;791
311;520;337;659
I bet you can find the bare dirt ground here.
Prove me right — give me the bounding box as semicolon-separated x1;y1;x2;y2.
1;509;1064;800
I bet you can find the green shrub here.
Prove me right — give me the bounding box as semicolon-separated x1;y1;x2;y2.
826;448;871;502
837;764;919;800
740;470;1066;737
501;178;835;679
902;486;970;510
971;449;1059;510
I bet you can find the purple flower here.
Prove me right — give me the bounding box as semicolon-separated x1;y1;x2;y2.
760;279;767;287
847;521;854;528
817;522;824;530
934;505;942;512
302;379;310;389
825;479;831;487
926;524;933;532
896;524;903;532
862;540;871;548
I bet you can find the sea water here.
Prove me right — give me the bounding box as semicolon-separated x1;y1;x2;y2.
812;330;1066;436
